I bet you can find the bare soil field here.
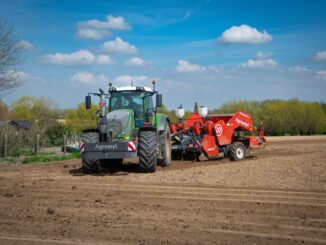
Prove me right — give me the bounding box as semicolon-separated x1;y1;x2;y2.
0;136;326;244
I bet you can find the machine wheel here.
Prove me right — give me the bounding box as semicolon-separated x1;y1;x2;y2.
81;132;100;173
229;142;246;161
82;160;100;173
159;127;171;167
81;132;99;143
138;131;157;173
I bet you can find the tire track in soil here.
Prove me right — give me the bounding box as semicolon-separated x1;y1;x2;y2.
0;138;326;244
1;179;326;244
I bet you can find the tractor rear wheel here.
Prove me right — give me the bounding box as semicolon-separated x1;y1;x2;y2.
138;131;157;173
229;142;246;161
81;132;100;173
159;127;171;167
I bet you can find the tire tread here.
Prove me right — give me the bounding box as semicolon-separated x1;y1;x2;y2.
139;131;157;173
229;142;246;161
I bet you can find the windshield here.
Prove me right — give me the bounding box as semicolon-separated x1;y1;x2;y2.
110;91;144;117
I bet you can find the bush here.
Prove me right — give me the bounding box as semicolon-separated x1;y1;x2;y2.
8;147;33;157
45;123;65;146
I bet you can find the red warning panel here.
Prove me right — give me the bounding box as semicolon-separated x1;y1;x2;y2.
201;135;219;158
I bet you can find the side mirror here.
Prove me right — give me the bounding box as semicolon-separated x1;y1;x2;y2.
85;95;91;109
156;94;162;108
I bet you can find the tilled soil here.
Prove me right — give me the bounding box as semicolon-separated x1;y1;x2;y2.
0;136;326;244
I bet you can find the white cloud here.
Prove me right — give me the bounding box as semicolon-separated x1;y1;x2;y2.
16;71;31;81
96;55;114;65
43;50;95;65
76;15;130;40
176;60;205;73
11;71;46;83
241;52;278;70
314;51;326;61
70;72;108;84
125;57;145;66
42;50;113;66
79;15;130;30
219;25;272;44
316;70;326;81
75;28;110;40
288;66;308;73
255;51;272;60
114;75;147;85
242;59;278;69
102;37;138;55
18;40;34;50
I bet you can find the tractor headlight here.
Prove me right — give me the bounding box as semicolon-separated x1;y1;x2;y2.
116;129;130;140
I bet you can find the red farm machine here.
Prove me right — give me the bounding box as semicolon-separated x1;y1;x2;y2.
170;106;266;161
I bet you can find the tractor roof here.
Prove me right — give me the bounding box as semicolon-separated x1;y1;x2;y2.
114;86;153;92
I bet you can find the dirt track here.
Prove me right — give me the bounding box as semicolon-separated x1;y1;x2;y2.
0;136;326;244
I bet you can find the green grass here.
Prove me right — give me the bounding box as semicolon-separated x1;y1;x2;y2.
22;152;81;164
0;157;21;164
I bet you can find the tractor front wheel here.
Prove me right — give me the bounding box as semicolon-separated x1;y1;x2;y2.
139;131;157;173
81;132;100;173
82;160;100;174
229;142;246;161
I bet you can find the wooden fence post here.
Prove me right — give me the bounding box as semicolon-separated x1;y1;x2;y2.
63;134;67;155
73;131;76;144
4;134;8;158
36;134;40;155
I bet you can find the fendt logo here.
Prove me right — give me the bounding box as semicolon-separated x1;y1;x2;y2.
214;124;223;137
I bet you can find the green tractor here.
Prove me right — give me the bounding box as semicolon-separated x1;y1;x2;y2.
80;80;171;173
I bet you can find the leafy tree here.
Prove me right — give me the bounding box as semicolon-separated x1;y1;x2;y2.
0;100;9;119
158;105;177;123
320;102;326;114
64;102;100;132
10;96;59;121
217;100;263;126
45;122;65;146
212;99;326;135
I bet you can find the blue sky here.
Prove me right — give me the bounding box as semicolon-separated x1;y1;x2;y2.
1;0;326;110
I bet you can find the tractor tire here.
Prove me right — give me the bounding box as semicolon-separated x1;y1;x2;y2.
82;161;100;174
229;142;246;161
138;130;157;173
81;132;100;173
158;127;172;167
81;132;99;143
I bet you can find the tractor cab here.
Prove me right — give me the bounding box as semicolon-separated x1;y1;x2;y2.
109;86;156;127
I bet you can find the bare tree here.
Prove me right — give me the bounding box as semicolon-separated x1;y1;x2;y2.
0;20;24;93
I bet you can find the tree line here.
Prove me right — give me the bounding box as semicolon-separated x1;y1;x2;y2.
0;96;325;139
211;99;326;135
159;99;326;135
